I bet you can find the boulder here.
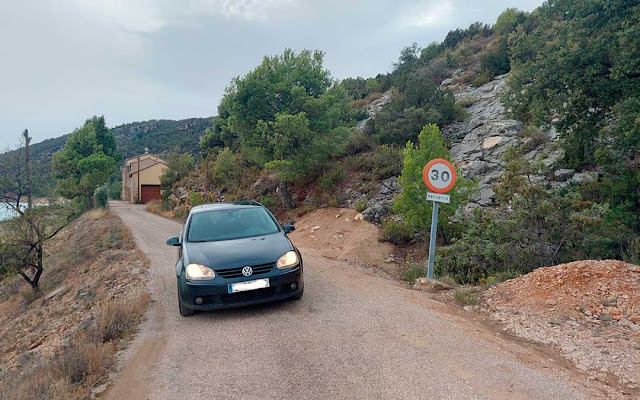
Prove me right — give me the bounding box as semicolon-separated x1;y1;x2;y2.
45;286;67;300
78;312;94;330
473;186;496;206
440;77;453;87
362;177;400;224
362;201;392;224
463;160;489;177
571;171;598;184
450;141;481;159
554;169;576;181
482;136;503;149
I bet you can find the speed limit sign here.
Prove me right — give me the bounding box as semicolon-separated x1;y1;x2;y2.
422;158;457;280
423;158;456;194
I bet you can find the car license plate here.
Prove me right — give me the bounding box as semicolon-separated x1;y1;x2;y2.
228;278;270;293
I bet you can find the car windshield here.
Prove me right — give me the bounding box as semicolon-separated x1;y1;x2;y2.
187;207;280;242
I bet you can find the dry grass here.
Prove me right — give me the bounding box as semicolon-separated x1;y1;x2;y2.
0;366;80;400
145;199;163;214
84;208;108;220
145;199;179;219
98;290;150;342
454;288;477;306
0;209;150;400
58;336;116;386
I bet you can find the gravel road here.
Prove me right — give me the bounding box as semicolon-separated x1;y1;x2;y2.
107;202;596;400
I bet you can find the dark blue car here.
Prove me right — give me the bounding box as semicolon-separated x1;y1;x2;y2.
166;202;304;316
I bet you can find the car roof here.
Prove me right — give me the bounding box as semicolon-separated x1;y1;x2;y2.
189;201;264;215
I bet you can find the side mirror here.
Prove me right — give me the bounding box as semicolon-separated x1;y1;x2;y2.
283;225;295;234
166;236;181;246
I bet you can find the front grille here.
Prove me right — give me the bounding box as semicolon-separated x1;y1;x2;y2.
216;262;275;279
220;287;277;304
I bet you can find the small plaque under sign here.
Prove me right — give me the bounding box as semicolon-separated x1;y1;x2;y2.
426;192;451;203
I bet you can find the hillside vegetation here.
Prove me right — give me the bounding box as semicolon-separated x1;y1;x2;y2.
160;0;639;285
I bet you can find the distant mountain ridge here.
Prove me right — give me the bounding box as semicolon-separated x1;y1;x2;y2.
0;117;213;195
111;117;212;159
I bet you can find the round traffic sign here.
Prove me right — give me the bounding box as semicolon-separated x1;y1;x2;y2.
423;158;457;194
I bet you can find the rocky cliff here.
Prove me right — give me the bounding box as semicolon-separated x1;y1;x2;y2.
357;73;597;224
442;73;592;207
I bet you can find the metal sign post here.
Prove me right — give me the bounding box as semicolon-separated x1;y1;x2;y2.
422;158;457;280
427;200;439;279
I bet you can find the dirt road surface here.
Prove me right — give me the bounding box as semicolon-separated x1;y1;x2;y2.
107;202;602;399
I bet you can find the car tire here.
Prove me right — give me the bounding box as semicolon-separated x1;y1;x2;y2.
177;283;195;317
291;288;304;300
179;300;195;317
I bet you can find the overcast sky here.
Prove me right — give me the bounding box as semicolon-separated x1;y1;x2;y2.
0;0;543;149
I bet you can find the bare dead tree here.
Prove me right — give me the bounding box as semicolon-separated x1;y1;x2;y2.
0;136;73;291
23;129;32;209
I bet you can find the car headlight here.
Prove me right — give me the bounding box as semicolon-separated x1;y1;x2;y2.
277;251;299;269
185;263;215;280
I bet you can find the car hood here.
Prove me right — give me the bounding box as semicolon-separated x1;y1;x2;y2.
184;232;293;269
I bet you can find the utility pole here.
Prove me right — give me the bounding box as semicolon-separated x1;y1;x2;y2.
23;129;32;209
137;154;141;203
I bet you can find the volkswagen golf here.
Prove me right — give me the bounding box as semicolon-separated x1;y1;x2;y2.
166;202;304;316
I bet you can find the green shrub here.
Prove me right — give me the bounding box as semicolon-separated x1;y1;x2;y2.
355;197;368;212
454;289;477;306
480;40;510;76
345;133;375;155
372;145;402;180
371;93;453;146
94;185;108;208
259;194;277;211
470;70;493;87
327;194;339;207
519;124;548;152
318;168;346;192
344;154;375;173
493;269;522;283
624;236;640;265
494;8;527;35
401;263;426;282
437;275;458;288
212;147;241;191
454;103;467;121
189;192;205;207
380;218;413;245
174;206;189;218
160;150;194;191
352;108;369;121
437;150;633;284
108;181;121;200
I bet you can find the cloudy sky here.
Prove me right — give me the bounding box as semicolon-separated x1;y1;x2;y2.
0;0;543;148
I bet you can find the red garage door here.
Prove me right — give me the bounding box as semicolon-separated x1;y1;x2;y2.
140;185;162;203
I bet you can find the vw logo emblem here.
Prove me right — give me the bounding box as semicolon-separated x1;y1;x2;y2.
242;266;253;277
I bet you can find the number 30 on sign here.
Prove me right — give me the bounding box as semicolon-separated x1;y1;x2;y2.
423;158;457;194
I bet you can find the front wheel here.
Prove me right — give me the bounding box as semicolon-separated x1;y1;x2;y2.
179;300;195;317
177;283;195;317
291;288;304;300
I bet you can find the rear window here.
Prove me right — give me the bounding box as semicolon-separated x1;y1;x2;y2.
187;207;279;242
